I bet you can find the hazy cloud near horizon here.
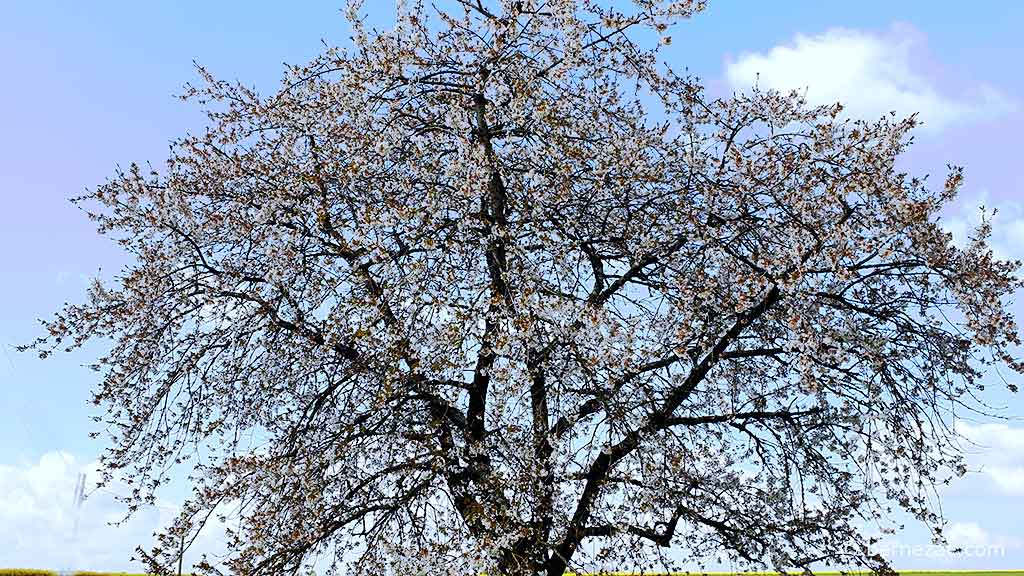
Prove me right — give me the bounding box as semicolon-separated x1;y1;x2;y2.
0;452;228;572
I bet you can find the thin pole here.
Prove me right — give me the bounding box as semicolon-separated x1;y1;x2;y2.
178;533;186;576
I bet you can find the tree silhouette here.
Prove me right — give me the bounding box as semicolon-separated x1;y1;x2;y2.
28;1;1022;575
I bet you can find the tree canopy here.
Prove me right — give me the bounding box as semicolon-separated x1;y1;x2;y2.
29;1;1022;575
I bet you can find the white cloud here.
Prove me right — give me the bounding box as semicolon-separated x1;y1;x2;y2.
946;521;1021;553
724;26;1014;133
955;420;1024;495
941;191;1024;263
948;521;992;548
0;451;228;572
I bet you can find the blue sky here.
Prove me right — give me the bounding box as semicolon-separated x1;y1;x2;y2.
2;1;1023;571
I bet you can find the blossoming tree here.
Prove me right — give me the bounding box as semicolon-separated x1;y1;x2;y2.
29;1;1022;574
